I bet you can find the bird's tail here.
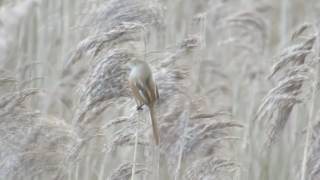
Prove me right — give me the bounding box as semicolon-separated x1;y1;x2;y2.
149;106;160;145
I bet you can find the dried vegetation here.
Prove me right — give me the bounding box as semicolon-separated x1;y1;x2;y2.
1;0;320;180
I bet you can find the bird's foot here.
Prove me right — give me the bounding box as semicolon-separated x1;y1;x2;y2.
137;105;144;111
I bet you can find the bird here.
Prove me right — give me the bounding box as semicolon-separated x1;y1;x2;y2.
127;59;160;145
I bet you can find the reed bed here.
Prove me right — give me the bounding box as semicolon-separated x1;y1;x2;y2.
1;0;320;180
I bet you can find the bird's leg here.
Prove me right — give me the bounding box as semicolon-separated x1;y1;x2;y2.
135;99;144;111
137;104;144;111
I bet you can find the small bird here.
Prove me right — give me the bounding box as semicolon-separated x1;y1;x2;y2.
127;60;160;145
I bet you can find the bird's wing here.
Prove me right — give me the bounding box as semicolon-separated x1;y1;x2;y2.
135;79;150;104
145;77;158;104
129;78;145;106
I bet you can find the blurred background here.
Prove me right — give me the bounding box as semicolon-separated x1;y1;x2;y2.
1;0;320;180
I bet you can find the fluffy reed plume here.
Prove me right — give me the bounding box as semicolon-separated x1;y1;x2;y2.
63;23;146;76
256;34;316;148
60;23;146;110
224;11;267;51
185;156;238;180
0;88;81;179
109;163;148;180
82;0;162;34
0;3;82;179
160;96;242;178
5;0;320;179
60;0;162;110
73;49;133;126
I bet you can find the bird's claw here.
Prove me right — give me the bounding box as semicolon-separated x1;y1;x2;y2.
137;105;144;111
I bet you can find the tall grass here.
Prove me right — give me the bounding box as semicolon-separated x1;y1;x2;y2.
1;0;320;180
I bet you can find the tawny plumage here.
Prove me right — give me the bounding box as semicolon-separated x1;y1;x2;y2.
127;60;160;145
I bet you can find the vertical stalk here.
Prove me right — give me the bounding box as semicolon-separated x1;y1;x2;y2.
195;13;206;93
131;111;142;180
174;139;184;180
152;140;160;180
148;106;159;180
97;151;108;180
131;131;139;180
280;0;289;47
174;106;190;180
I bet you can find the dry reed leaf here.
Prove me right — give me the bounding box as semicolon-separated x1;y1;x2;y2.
291;23;312;41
